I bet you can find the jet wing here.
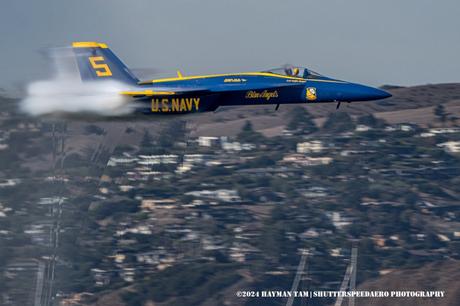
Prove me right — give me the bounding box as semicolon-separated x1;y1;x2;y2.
120;82;303;98
120;87;211;98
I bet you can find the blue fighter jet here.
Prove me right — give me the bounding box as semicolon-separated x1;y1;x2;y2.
72;42;391;114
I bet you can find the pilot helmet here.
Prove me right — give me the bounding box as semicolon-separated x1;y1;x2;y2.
292;67;300;76
285;66;300;77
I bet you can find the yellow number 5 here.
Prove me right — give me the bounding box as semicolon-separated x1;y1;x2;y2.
89;56;112;77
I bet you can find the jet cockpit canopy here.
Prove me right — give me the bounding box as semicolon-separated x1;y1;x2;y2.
266;65;323;79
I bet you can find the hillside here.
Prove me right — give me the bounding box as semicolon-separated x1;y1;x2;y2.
2;83;459;137
356;260;460;306
1;83;459;306
1;82;459;170
188;83;460;137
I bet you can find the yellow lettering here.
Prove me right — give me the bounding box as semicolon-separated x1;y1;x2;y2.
150;97;202;113
186;98;193;111
193;98;200;110
162;99;169;112
180;99;187;112
151;99;159;112
245;90;278;101
172;99;180;112
89;56;112;77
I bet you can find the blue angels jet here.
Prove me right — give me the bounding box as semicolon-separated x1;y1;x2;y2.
72;42;391;114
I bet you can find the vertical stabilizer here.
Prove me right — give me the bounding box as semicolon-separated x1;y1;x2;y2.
72;42;139;85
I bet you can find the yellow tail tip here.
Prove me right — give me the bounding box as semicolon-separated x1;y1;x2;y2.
72;42;108;49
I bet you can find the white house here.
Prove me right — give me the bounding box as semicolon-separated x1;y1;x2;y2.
297;140;324;153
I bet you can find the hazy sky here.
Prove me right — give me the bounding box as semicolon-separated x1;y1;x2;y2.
0;0;459;90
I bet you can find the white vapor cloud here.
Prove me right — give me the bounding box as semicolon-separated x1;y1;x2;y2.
20;48;134;117
21;79;133;116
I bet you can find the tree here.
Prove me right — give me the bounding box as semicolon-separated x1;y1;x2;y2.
84;124;105;135
287;106;318;134
241;120;254;134
322;112;355;132
141;130;154;148
357;114;386;128
434;104;448;125
158;120;187;149
237;120;264;143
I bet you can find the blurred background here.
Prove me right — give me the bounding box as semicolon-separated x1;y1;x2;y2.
0;1;459;306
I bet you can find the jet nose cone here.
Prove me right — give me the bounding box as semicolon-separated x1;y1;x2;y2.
334;82;392;102
372;87;392;100
351;84;392;101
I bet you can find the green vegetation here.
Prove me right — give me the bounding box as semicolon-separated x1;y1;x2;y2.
434;104;448;124
122;263;241;305
237;120;265;142
287;106;318;134
322;111;355;132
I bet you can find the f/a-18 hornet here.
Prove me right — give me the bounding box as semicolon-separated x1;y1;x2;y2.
72;41;391;114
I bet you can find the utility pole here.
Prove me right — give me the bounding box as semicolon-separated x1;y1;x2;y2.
335;243;358;306
286;249;309;306
349;244;358;306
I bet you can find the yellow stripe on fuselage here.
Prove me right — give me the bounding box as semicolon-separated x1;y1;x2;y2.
138;72;306;85
138;72;346;85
